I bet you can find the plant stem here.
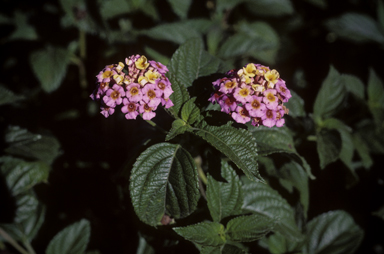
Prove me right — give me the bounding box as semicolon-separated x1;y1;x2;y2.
22;240;35;254
0;227;30;254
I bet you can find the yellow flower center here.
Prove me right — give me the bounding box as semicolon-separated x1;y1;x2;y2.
130;87;139;95
147;89;156;99
102;70;113;79
157;81;166;90
239;88;250;97
266;92;275;102
243;63;256;77
145;70;160;84
135;55;150;70
225;81;237;89
264;69;280;85
251;99;260;109
111;91;120;100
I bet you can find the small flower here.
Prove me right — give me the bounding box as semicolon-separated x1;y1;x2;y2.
245;96;265;118
100;106;115;118
262;109;277;128
218;95;237;114
140;103;156;120
121;98;139;119
126;83;142;102
103;84;125;107
219;79;238;94
232;106;251;124
142;83;161;107
234;86;252;104
275;80;292;102
97;69;114;83
208;92;223;104
144;70;160;84
264;69;280;88
155;79;173;98
263;89;278;110
149;60;168;74
135;55;150;70
243;63;257;77
161;98;174;109
115;62;125;73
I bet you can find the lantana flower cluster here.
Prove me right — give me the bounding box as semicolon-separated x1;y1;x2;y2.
90;55;174;120
209;63;291;127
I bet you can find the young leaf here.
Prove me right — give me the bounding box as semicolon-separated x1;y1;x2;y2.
168;38;222;89
0;156;50;196
303;210;364;254
244;0;294;17
367;68;384;128
316;129;341;169
165;119;191;141
167;72;190;116
195;122;263;182
30;46;72;93
8;11;38;41
241;178;303;241
5;126;61;165
181;97;201;125
206;161;243;222
46;219;91;254
341;75;364;99
167;0;191;19
130;143;199;226
326;13;384;44
173;222;226;247
313;66;346;121
284;90;305;117
0;85;24;106
225;214;275;242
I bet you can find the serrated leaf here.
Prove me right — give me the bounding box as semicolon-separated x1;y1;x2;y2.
167;0;191;19
0;156;50;196
283;90;305;117
99;0;133;20
130;143;199;226
303;210;364;254
313;66;346;120
226;214;275;242
355;121;384;154
0;85;24;106
8;11;38;41
30;46;72;93
181;97;200;125
259;232;302;254
5;126;61;165
241;178;302;241
341;75;364;99
168;38;222;88
244;0;294;17
46;219;90;254
316;129;341;169
367;68;384;128
326;13;384;44
174;222;226;247
165;119;191;141
167;73;190;116
248;126;314;179
207;161;243;222
195;122;263;182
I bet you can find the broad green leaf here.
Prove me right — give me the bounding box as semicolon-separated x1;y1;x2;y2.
167;73;190;116
244;0;294;17
248;126;314;179
302;0;327;8
201;244;248;254
352;134;373;169
195;122;263;182
46;219;91;254
174;222;226;247
284;90;305;117
207;161;243;222
367;68;384;128
138;0;159;21
130;143;199;226
0;156;50;196
316;129;341;169
241;178;302;241
167;0;191;19
8;11;38;41
5;126;61;165
326;13;384;44
303;210;364;254
99;0;133;20
165;119;191;141
225;214;275;242
30;46;72;93
259;232;302;254
0;85;24;106
313;66;346;120
341;75;364;99
181;97;200;125
216;0;244;12
136;234;155;254
201;246;221;254
355;121;384;154
168;38;222;88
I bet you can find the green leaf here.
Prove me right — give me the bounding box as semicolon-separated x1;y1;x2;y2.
316;129;341;169
195;122;263;182
165;119;191;141
99;0;133;20
181;97;201;125
140;22;200;44
8;11;38;41
167;0;191;19
0;85;24;106
313;66;346;120
248;126;314;179
174;222;226;247
130;143;199;226
259;232;302;254
352;134;373;169
207;161;243;222
284;90;305;117
167;73;190;116
5;126;61;165
168;38;222;88
341;75;364;99
367;68;384;128
326;13;384;44
303;210;364;254
30;46;72;93
241;178;303;241
0;156;50;196
244;0;294;17
46;219;91;254
225;214;275;242
216;0;245;12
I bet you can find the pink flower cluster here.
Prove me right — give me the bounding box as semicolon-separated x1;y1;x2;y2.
209;63;291;127
90;55;174;120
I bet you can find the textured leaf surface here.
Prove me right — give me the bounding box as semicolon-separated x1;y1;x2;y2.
181;97;201;125
342;75;364;99
284;90;305;117
316;129;341;169
168;38;222;88
165;119;191;141
303;210;364;254
207;161;243;222
30;46;71;93
326;13;384;44
46;219;90;254
241;178;302;241
174;222;226;247
195;123;262;182
167;72;190;116
0;85;24;106
167;0;191;19
5;126;61;165
367;68;384;128
225;214;275;242
245;0;294;17
260;232;302;254
313;66;346;120
352;134;373;169
130;143;199;226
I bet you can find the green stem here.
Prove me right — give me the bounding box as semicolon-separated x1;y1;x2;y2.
0;227;30;254
22;240;35;254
